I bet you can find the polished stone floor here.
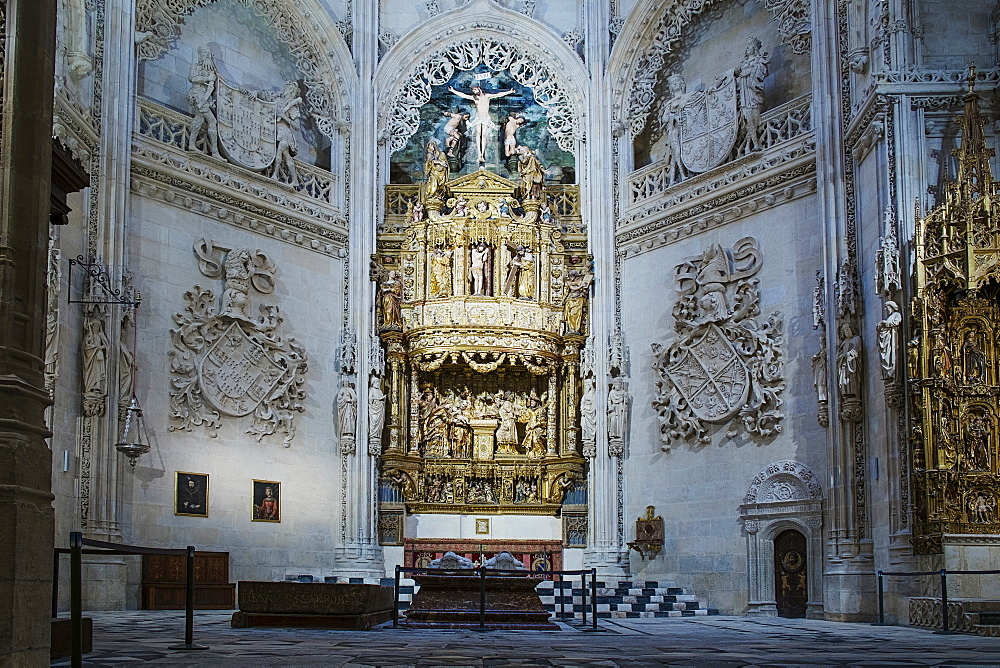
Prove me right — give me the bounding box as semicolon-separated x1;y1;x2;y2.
51;610;1000;666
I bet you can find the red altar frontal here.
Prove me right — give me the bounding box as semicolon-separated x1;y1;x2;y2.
403;538;562;573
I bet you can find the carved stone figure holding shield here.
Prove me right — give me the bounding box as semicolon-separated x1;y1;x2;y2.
188;46;222;158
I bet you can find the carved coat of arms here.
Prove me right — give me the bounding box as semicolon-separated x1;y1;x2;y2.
679;72;738;173
169;239;308;447
651;237;784;449
216;78;278;170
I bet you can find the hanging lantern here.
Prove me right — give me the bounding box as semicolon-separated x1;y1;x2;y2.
115;395;150;469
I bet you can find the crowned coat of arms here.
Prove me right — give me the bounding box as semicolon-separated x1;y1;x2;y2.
168;239;308;447
651;237;784;449
679;71;738;173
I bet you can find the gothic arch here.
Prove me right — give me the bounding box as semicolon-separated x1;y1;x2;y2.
134;0;355;139
374;0;590;156
608;0;812;140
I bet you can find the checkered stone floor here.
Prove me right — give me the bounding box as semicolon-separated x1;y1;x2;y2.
50;609;1000;666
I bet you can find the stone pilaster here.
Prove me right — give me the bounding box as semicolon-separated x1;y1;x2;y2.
0;0;58;662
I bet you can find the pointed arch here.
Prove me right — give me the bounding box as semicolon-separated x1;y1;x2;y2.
134;0;356;139
375;0;589;156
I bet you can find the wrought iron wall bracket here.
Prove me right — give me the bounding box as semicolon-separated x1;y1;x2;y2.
67;256;141;307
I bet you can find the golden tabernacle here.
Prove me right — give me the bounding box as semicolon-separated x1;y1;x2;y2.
372;166;590;518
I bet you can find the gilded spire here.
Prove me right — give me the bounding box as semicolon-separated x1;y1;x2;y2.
952;64;996;200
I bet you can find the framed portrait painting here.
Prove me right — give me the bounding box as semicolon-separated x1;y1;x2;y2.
175;472;209;517
252;479;280;522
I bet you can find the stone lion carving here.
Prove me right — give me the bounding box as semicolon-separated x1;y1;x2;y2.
651;237;784;449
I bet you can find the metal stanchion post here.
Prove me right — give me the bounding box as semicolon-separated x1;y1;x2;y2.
70;532;82;668
591;568;597;630
936;569;952;634
393;566;400;628
169;546;208;650
478;566;487;631
558;571;565;622
580;571;587;626
875;571;885;625
52;549;60;619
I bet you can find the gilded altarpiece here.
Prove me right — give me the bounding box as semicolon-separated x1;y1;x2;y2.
373;169;589;518
911;78;1000;554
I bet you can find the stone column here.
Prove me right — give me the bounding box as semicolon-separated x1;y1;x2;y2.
0;0;58;663
334;0;383;578
582;0;628;580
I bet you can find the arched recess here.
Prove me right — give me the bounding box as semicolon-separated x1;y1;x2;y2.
134;0;356;138
374;0;590;158
607;0;812;141
739;460;824;618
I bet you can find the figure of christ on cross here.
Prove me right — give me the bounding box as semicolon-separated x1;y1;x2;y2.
448;84;515;165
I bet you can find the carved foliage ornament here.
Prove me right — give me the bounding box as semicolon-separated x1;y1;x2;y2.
383;37;578;155
135;0;343;138
168;238;308;447
744;460;822;504
652;237;784;449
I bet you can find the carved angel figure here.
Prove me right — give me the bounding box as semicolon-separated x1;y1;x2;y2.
188;46;221;158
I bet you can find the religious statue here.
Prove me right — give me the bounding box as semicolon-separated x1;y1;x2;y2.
563;268;593;335
876;300;901;378
377;271;403;331
272;82;303;185
448;84;515;165
118;310;135;405
519;391;547;458
442;110;470;159
504;112;527;159
734;36;770;153
220;248;253;319
607;377;628;448
963;413;990;471
811;337;828;403
515;145;545;200
64;0;92;80
657;74;689;184
580;377;597;454
962;330;988;384
503;245;535;299
424;140;449;200
446;389;474;459
188;46;221;158
495;390;519;454
82;308;109;414
368;374;386;449
411;201;425;223
429;247;453;298
337;379;358;443
969;493;996;524
469;241;493;296
836;322;862;397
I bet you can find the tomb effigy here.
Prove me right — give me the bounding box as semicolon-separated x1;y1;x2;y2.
403;552;558;630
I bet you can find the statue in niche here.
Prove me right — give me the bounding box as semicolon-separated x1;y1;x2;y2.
468;241;493;296
429;247;453;298
64;0;92;80
368;374;386;449
411;201;425;223
448;84;515;165
836;322;862;397
963;413;990;471
656;74;689;184
337;378;358;442
876;300;902;378
495;390;520;454
970;493;996;524
272;82;303;185
504;112;528;170
607;377;628;448
442;110;470;159
811;337;829;403
424;140;449;200
962;329;988;384
220;248;253;319
580;376;597;454
82;307;109;415
734;36;770;153
515;145;545;200
504;245;535;300
118;309;135;404
564;268;594;335
446;389;474;458
518;390;547;459
376;271;403;331
188;46;221;158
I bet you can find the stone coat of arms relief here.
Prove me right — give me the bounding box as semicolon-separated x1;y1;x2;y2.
651;237;784;450
168;238;308;447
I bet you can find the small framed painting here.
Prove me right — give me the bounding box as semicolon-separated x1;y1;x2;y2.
475;518;490;535
252;479;281;522
175;472;209;517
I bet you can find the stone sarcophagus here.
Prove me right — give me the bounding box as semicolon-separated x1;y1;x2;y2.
373;168;590;517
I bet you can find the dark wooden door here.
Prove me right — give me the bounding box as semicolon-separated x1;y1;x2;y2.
774;529;807;618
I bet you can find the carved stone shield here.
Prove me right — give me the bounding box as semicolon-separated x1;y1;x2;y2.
679;72;738;173
664;323;749;422
199;322;283;417
216;78;277;170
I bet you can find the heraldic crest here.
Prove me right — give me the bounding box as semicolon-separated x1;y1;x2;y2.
168;238;308;447
651;237;784;450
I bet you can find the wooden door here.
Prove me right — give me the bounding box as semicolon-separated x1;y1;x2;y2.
774;529;807;618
